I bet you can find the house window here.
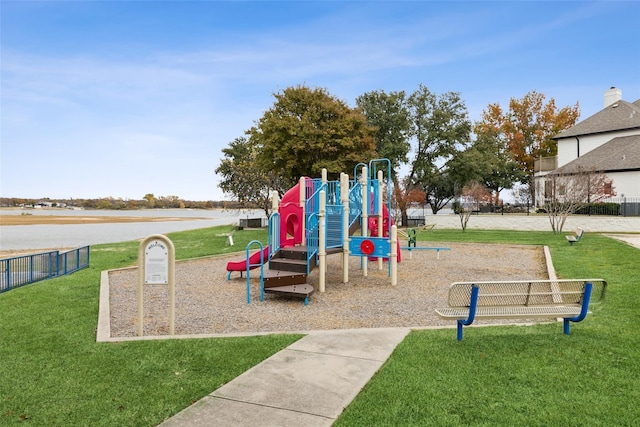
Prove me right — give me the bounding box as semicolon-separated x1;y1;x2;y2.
544;180;553;199
558;184;567;197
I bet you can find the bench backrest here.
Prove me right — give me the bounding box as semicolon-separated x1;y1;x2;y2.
447;279;606;308
576;228;584;239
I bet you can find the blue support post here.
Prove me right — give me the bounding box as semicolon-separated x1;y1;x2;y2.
457;285;479;341
563;282;593;335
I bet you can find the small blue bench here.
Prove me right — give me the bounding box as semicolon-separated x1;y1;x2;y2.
435;279;607;341
401;246;451;259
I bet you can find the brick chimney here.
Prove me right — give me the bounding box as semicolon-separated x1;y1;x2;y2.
604;87;622;107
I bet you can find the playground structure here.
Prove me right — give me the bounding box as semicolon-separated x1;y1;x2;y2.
226;159;401;304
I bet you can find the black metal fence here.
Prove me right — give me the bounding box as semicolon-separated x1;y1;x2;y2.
0;246;90;293
575;197;640;216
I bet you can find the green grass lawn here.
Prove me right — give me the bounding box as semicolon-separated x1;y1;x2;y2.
335;229;640;426
0;226;303;426
1;226;639;426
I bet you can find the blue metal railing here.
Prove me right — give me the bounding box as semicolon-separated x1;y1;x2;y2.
306;212;319;275
244;240;265;304
268;212;281;258
349;182;362;230
0;246;90;293
303;181;346;274
326;205;344;248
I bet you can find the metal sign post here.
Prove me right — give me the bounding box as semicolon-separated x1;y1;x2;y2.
137;234;175;336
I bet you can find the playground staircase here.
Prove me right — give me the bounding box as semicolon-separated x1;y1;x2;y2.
263;245;344;302
263;246;316;301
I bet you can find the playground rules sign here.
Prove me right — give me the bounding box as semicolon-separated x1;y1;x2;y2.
138;234;176;336
144;240;169;284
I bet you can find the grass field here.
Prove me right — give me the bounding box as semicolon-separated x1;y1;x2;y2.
1;226;639;426
335;229;640;426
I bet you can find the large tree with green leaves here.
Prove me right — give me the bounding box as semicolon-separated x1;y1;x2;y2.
250;85;377;183
407;85;472;215
215;137;286;217
355;90;411;181
449;125;526;205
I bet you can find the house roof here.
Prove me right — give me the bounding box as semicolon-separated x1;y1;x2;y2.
554;99;640;139
554;134;640;174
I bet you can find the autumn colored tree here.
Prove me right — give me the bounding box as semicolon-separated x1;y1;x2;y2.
391;178;426;225
143;193;156;208
476;91;580;198
250;85;377;184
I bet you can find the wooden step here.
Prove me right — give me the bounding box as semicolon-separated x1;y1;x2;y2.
275;246;309;260
263;270;307;288
269;258;308;274
264;284;314;305
326;247;344;256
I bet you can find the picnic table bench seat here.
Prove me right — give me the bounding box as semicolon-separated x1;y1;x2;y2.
435;279;606;341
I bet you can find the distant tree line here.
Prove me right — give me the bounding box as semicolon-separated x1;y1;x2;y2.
0;196;244;210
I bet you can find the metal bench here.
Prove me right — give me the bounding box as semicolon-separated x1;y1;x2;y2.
401;246;451;259
397;224;436;246
435;279;607;341
566;228;584;245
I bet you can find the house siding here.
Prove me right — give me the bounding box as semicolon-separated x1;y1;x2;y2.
537;90;640;210
557;128;640;168
607;170;640;198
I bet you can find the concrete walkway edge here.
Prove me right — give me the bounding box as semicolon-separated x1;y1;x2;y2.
158;328;411;427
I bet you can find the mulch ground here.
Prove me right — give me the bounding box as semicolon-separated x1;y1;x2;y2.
107;242;549;337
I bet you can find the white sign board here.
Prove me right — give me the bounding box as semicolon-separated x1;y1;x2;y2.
144;240;169;284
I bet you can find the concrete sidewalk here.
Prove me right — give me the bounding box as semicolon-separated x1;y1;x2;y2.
605;234;640;249
158;328;410;427
156;220;639;427
423;213;640;232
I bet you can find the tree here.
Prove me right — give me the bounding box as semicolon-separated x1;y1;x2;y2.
537;166;615;233
511;182;532;209
251;85;377;183
356;90;411;182
476;91;580;200
215;137;286;217
449;125;526;205
143;193;156;208
391;178;426;226
424;170;456;214
406;85;472;217
456;181;492;232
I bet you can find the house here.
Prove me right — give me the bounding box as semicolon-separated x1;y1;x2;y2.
535;87;640;214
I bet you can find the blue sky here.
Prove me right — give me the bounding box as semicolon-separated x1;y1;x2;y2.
2;1;639;202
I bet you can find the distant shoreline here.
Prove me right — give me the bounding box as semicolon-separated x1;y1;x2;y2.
0;214;209;226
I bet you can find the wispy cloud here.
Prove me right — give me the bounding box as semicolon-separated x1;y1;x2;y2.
1;1;638;200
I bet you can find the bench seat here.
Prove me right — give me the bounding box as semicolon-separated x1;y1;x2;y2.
436;305;583;320
435;279;606;340
402;246;451;259
566;228;584;245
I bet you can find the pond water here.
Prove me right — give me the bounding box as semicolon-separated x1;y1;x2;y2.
0;209;267;251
